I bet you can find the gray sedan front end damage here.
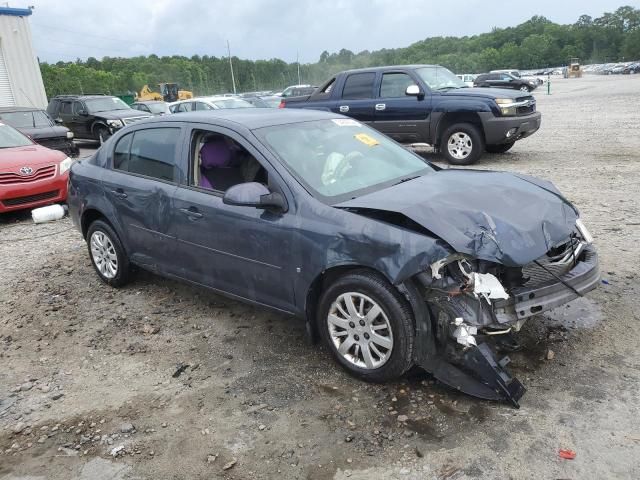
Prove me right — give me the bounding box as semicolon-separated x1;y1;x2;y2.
339;169;600;407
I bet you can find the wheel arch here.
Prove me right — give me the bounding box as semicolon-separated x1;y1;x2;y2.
434;112;485;148
81;208;112;239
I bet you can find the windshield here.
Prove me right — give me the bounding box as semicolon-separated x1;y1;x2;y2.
0;122;33;149
255;119;434;202
211;98;255;109
0;111;35;128
85;97;131;113
415;66;467;90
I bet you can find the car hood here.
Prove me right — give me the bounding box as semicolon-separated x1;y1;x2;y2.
336;170;579;267
0;144;67;171
440;87;525;99
18;125;70;140
94;110;151;120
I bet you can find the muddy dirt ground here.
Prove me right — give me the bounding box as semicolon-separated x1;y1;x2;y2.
1;75;639;480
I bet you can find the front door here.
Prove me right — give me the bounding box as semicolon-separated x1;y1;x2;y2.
373;71;431;143
171;125;296;312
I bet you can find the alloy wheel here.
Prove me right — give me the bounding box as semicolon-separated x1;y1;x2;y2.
327;292;393;369
447;132;473;160
90;231;118;279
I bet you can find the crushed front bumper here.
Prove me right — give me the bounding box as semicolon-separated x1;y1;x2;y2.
493;245;600;322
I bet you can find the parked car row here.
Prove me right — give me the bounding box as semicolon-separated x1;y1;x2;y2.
582;62;640;75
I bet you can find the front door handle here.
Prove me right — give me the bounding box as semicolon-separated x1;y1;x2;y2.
179;207;203;219
339;105;349;113
375;103;386;111
111;189;127;199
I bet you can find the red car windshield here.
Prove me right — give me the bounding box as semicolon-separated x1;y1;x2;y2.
0;122;33;149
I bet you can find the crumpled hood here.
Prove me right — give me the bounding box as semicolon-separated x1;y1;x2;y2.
97;110;151;120
336;170;579;267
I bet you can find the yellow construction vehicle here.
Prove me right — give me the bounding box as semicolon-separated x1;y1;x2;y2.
137;83;194;102
566;58;582;78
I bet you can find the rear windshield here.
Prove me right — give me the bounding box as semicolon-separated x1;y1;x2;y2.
210;98;255;109
0;122;33;149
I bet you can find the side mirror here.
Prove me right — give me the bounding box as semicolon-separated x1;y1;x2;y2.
78;110;89;116
405;84;421;96
223;182;286;211
55;118;64;124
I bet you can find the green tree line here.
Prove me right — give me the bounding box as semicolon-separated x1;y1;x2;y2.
40;5;640;98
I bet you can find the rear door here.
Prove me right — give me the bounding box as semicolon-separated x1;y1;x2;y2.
70;101;90;138
101;126;183;273
333;72;377;123
372;70;431;143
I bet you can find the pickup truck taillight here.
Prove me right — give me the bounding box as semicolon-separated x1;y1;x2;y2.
278;100;286;109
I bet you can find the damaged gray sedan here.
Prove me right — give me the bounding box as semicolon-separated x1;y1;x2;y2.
67;109;599;407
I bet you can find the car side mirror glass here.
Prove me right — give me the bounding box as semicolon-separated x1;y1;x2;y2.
78;110;88;116
55;118;64;124
223;182;286;211
405;84;421;96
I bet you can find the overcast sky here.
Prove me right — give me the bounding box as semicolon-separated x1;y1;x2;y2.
20;0;638;64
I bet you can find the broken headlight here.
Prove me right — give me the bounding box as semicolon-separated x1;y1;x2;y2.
575;218;594;244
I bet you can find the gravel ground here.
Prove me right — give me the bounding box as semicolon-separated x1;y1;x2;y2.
1;75;639;480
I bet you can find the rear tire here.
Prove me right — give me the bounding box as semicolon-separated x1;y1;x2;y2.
440;123;484;165
486;142;515;154
87;219;131;287
318;270;415;382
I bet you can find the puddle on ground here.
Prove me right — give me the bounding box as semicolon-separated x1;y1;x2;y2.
541;297;602;329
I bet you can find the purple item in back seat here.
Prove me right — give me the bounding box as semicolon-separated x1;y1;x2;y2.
199;141;232;188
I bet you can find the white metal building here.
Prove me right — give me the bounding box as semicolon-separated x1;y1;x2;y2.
0;6;47;108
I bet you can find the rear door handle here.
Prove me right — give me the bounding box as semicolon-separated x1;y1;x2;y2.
375;103;386;111
179;207;203;219
339;105;349;113
111;189;127;199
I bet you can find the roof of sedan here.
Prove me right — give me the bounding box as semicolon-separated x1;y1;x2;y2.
144;108;342;129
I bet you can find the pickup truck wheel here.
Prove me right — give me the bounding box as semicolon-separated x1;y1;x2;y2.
96;126;111;145
87;220;131;287
318;270;415;382
486;142;515;154
441;123;484;165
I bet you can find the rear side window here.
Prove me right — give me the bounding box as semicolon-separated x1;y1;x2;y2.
113;128;180;182
60;102;72;115
194;102;212;111
380;72;415;98
341;73;376;100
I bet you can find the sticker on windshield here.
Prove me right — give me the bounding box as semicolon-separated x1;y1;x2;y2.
332;119;361;127
354;133;379;147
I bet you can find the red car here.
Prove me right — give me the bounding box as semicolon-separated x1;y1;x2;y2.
0;121;72;213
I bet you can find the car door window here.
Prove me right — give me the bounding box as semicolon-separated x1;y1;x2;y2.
342;73;376;100
501;75;512;81
113;128;180;182
72;101;84;114
191;129;268;192
60;102;73;115
194;102;212;111
178;102;193;112
380;72;415;98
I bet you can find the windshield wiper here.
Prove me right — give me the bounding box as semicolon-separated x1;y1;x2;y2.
392;175;420;186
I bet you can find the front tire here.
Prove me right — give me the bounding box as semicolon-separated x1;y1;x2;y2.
318;270;415;382
519;85;531;92
87;220;131;287
440;123;484;165
96;126;111;145
486;142;515;154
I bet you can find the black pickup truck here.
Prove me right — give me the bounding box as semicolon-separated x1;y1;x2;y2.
281;65;541;165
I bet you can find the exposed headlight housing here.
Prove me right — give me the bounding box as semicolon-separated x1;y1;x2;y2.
59;157;73;175
107;119;123;128
495;98;517;116
66;131;74;139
